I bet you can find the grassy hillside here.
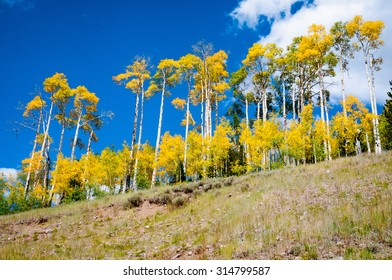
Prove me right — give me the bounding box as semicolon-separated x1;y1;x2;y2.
1;152;391;260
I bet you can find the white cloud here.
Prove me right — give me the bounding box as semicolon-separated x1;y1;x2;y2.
1;0;36;10
230;0;392;106
0;168;18;178
230;0;309;29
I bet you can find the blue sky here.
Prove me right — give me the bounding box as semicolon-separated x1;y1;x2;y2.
0;0;262;170
0;0;390;172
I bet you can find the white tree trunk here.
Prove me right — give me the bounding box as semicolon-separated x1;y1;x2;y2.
71;111;83;162
318;67;328;160
291;83;296;121
215;94;219;132
370;56;382;154
32;100;54;189
24;108;43;197
40;100;54;157
245;97;249;128
132;86;145;191
339;49;347;118
123;92;140;193
201;84;204;139
262;90;267;122
87;130;93;155
324;92;332;161
58;123;65;154
151;78;166;188
363;52;382;154
183;83;191;176
282;81;287;131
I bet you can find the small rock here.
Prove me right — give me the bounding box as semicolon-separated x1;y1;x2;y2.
188;251;193;256
228;193;232;198
44;229;53;234
145;225;150;229
172;254;182;260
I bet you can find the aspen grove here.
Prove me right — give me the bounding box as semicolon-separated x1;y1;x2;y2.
2;15;392;214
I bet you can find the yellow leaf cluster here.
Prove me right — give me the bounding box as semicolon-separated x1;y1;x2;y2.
157;133;184;180
23;95;46;117
158;59;180;70
186;130;203;178
51;154;82;195
298;24;333;63
209;119;233;172
171;97;186;110
22;152;43;173
73;85;99;113
113;58;150;94
346;15;384;46
43;72;70;96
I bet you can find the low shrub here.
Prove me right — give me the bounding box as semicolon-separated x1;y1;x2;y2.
124;193;143;209
149;192;172;205
172;196;186;207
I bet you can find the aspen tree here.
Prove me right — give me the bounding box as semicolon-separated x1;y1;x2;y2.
100;147;121;194
347;15;384;154
149;59;180;187
186;130;203;180
54;85;74;153
51;154;82;204
330;21;354;117
113;57;150;192
192;42;214;139
129;58;150;191
239;121;252;171
298;24;337;160
275;52;294;132
230;67;252;169
134;142;154;189
209;119;233;177
207;50;230;130
157;133;185;184
331;95;369;156
243;43;281;122
286;37;319;120
177;54;201;177
80;152;102;198
34;73;69;190
22;95;46;197
70;86;99;161
230;66;251;127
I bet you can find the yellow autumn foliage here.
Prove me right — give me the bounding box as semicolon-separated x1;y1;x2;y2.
157;132;184;183
23;95;46;117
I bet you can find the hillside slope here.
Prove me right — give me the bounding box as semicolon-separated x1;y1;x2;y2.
1;152;391;260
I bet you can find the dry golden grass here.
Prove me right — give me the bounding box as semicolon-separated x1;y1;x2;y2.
1;152;391;259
